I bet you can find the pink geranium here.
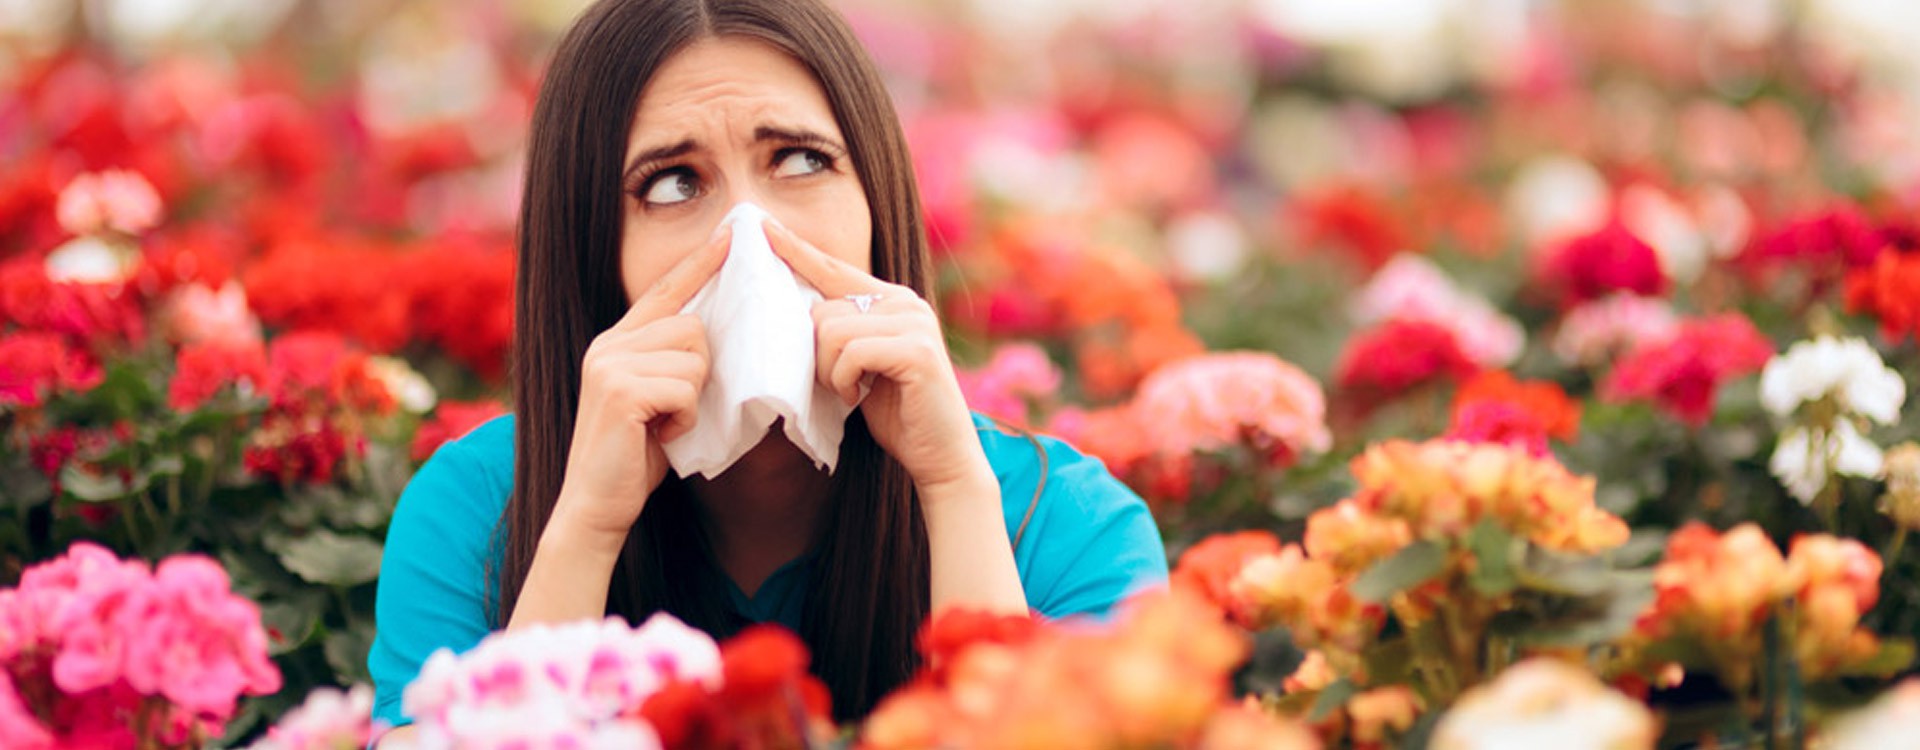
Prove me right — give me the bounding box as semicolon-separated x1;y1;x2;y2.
1602;314;1774;426
1;543;281;745
0;673;52;750
256;685;380;750
1352;255;1524;367
160;281;263;348
1552;293;1681;367
55;170;163;236
956;342;1064;428
1335;319;1479;402
1132;351;1332;469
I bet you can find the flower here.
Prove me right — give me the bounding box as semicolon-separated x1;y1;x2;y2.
1132;352;1332;467
1171;531;1284;618
1290;182;1410;270
1879;442;1920;530
1782;535;1885;680
1303;499;1413;575
1743;205;1888;272
169;341;271;412
1348;440;1627;553
242;237;413;352
1552;294;1678;367
1195;703;1322;750
1601;314;1773;426
411;400;509;462
404;614;721;750
1335;319;1478;401
1430;659;1656;750
250;685;379;750
0;332;103;409
1758;336;1904;423
0;258;146;347
160;281;263;348
956;342;1063;427
55;169;163;236
639;625;834;749
1535;219;1668;307
1352;255;1524;367
366;356;436;414
1822;678;1920;750
1770;422;1886;504
1640;523;1785;644
43;235;140;284
1228;546;1380;656
1346;687;1422;748
1;543;281;744
1845;249;1920;344
1446;370;1582;454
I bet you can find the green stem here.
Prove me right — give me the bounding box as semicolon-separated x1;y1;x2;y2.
1887;528;1909;565
332;585;357;631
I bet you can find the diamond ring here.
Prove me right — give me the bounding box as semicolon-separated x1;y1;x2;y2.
845;293;883;313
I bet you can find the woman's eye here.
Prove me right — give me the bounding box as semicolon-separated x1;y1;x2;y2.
642;170;699;205
772;149;830;178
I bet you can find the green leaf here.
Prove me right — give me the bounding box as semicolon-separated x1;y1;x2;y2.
1398;709;1442;750
1838;638;1915;678
268;530;383;587
1465;521;1518;596
58;465;139;502
1307;677;1357;722
1359;636;1415;686
1352;540;1448;604
258;595;326;656
324;622;377;684
1514;546;1612;597
1513;573;1655;648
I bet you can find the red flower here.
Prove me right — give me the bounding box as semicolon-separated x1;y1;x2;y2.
0;259;147;348
1335;319;1479;400
1170;531;1284;617
0;332;104;408
1602;314;1773;426
265;331;394;415
402;241;515;380
242;237;412;353
1446;370;1582;453
168;341;270;412
638;625;833;750
915;609;1042;684
1291;183;1409;270
1844;249;1920;344
410;400;508;462
1536;219;1668;306
243;411;352;484
1745;206;1888;270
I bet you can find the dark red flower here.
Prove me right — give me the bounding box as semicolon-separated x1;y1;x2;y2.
1536;218;1668;306
1602;314;1773;426
410;400;508;462
243;410;351;484
1744;205;1888;270
0;259;147;348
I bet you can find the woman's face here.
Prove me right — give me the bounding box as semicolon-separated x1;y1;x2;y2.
620;35;873;303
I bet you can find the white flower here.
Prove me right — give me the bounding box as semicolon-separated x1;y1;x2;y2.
248;684;377;750
1823;678;1920;750
1431;659;1656;750
43;235;139;284
1759;336;1905;423
366;356;437;415
1770;422;1887;505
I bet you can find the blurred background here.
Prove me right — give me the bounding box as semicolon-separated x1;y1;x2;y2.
10;0;1920;739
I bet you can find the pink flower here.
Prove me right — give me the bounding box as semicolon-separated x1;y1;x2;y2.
0;673;53;750
117;556;282;716
257;685;379;750
1132;351;1331;468
160;281;262;348
1553;293;1680;367
1536;218;1669;307
1602;314;1774;426
56;169;163;236
0;332;103;408
1352;255;1524;367
956;342;1063;427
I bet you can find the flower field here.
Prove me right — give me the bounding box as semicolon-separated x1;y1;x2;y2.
6;0;1920;747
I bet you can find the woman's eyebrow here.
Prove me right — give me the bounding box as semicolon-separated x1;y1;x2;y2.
624;139;697;182
753;125;845;152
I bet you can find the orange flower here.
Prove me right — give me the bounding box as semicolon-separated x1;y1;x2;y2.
1642;523;1786;642
1348;440;1626;553
1304;499;1413;576
1171;531;1283;618
1346;687;1423;749
1196;703;1323;750
1229;547;1381;656
1844;248;1920;344
1448;370;1582;447
1782;535;1885;679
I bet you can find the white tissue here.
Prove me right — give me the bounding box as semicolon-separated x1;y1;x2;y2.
660;202;857;479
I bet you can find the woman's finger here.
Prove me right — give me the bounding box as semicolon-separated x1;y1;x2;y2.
598;313;710;358
764;219;886;299
814;312;917;403
827;335;933;406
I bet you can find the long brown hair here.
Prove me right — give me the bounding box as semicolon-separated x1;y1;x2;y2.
501;0;933;720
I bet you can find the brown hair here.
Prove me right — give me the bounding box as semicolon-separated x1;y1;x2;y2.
502;0;933;719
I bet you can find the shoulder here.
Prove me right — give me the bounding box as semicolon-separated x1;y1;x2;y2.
971;413;1169;619
401;413;515;516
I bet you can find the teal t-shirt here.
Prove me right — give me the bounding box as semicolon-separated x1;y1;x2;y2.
368;413;1168;728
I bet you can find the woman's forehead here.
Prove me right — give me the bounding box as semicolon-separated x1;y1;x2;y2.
630;36;840;149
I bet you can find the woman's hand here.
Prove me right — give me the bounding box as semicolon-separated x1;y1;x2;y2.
765;222;991;495
551;224;731;548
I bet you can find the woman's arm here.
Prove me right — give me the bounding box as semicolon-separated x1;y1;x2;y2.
504;502;630;629
920;456;1030;614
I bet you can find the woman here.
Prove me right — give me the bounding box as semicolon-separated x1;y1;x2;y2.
368;0;1168;737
